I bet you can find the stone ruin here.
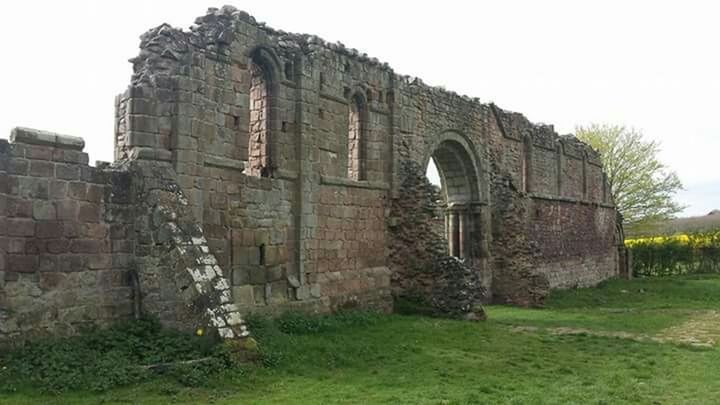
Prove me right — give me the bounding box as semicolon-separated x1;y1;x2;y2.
0;6;624;341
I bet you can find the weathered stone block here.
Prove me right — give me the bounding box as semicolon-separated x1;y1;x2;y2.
55;200;78;220
78;203;101;223
86;254;112;270
32;200;56;220
267;265;284;281
67;182;87;200
29;160;54;178
52;149;89;165
49;180;68;199
25;145;53;161
11;127;84;150
55;164;80;180
70;239;107;254
128;115;159;133
7;254;38;273
232;285;254;305
57;255;83;272
6;218;35;237
17;177;49;199
6;238;25;254
46;239;71;254
8;158;28;175
6;197;32;217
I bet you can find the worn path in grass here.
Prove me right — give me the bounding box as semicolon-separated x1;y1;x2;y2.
3;274;720;404
492;274;720;348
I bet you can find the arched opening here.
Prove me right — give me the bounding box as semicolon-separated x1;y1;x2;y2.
425;138;482;259
347;93;366;180
248;50;275;177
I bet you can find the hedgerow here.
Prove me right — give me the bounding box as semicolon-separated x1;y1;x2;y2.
626;231;720;276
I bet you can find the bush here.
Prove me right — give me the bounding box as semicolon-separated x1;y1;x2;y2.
0;317;231;393
626;231;720;277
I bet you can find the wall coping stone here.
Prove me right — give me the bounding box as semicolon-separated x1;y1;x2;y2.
10;127;85;151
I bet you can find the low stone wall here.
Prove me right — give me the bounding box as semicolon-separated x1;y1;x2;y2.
0;128;249;342
0;128;132;340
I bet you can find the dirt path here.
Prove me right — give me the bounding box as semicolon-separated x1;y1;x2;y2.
511;310;720;348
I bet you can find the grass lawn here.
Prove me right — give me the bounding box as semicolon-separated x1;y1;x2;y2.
3;274;720;404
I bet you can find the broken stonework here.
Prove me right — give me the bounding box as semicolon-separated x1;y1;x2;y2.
389;161;486;319
1;6;622;342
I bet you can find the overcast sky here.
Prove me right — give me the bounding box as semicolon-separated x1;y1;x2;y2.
0;0;717;216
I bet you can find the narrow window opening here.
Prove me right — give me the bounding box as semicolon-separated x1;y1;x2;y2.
281;121;287;132
284;62;293;80
344;61;351;73
319;72;325;90
318;109;325;119
259;244;266;265
248;58;271;177
233;115;240;129
347;94;366;180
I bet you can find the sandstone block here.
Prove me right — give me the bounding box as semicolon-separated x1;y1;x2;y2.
55;164;80;180
25;145;53;161
68;182;87;200
55;200;78;220
58;255;83;272
8;254;38;272
6;218;35;237
7;197;32;217
8;158;29;175
33;200;56;220
49;180;68;199
52;149;89;165
18;177;49;199
232;285;254;305
71;239;107;254
29;160;54;177
78;203;101;223
11;127;84;150
46;239;71;254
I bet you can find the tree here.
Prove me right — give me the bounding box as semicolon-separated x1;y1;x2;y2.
575;124;684;224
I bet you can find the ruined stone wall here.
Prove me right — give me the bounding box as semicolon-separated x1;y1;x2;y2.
113;6;617;308
113;8;394;315
1;6;621;340
0;128;133;340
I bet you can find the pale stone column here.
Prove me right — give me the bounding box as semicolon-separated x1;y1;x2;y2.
448;209;460;257
458;208;467;259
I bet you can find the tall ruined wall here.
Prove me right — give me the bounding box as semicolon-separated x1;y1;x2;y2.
1;6;620;340
114;7;393;315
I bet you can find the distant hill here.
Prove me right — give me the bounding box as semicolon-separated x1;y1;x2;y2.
626;210;720;237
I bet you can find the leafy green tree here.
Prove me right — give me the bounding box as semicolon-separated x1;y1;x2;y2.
576;124;684;224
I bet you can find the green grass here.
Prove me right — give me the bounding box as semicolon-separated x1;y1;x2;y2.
3;275;720;404
490;274;720;334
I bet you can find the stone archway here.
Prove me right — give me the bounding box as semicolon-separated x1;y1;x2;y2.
387;131;489;318
422;132;487;261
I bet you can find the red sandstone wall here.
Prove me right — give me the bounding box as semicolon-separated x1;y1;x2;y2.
0;129;133;340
